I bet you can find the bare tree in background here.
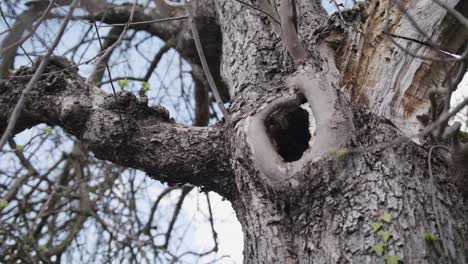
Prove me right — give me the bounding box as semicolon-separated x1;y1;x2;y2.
1;0;468;263
0;0;221;263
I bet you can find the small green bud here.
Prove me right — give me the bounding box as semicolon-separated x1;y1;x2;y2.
381;212;392;223
117;79;129;89
371;222;383;232
0;199;8;209
333;148;348;158
377;230;392;242
43;127;53;134
372;243;385;256
424;231;437;242
141;81;151;93
384;255;401;264
38;245;47;253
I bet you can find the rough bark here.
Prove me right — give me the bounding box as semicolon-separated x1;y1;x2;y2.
0;62;236;198
216;0;468;262
331;0;468;135
234;106;467;263
1;0;468;263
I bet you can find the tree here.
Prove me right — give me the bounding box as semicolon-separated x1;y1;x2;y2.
0;0;225;262
1;0;468;263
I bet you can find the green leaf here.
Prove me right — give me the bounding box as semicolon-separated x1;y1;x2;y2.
381;212;392;223
460;132;468;141
0;199;8;209
424;231;437;242
117;79;129;89
16;145;25;152
371;222;383;232
43;126;53;134
141;81;151;93
384;254;401;264
38;245;47;253
333;148;348;158
378;230;392;242
372;243;385;256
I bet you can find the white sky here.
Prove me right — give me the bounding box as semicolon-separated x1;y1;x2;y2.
185;192;244;264
451;73;468;131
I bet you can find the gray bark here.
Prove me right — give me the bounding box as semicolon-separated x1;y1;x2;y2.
215;0;468;262
1;0;468;263
0;63;236;198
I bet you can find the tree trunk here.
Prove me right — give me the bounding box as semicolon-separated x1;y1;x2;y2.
1;0;468;263
216;0;468;262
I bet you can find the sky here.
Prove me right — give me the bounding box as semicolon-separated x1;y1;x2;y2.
452;74;468;131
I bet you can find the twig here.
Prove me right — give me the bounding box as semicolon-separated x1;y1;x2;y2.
385;0;468;143
205;192;218;252
87;2;137;83
143;38;176;81
385;0;467;62
92;22;127;136
97;15;188;27
163;185;193;249
389;33;461;58
330;0;345;23
344;95;468;156
232;0;281;25
87;1;137;136
88;26;124;84
140;186;177;235
431;0;468;30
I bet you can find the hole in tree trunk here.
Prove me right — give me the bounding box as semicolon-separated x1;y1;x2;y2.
265;100;311;162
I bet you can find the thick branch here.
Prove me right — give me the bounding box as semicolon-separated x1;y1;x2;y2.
0;62;236;199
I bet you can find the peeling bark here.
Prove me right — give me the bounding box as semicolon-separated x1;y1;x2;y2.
327;0;468;135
